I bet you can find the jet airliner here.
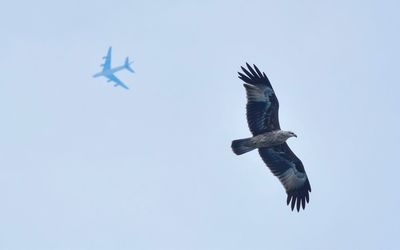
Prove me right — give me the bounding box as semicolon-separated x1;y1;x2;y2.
93;47;134;89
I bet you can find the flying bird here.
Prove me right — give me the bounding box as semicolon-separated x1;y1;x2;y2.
231;63;311;211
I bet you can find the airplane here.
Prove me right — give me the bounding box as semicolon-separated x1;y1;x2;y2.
93;47;134;90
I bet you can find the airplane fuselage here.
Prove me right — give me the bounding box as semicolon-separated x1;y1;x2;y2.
93;65;126;78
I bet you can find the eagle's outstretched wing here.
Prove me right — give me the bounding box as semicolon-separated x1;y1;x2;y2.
259;145;311;211
238;63;311;211
238;63;280;135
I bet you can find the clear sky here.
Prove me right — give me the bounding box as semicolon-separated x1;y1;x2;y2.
1;0;399;249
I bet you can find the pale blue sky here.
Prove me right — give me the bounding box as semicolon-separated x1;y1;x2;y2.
1;1;399;249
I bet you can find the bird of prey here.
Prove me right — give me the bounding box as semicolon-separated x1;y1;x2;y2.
231;63;311;211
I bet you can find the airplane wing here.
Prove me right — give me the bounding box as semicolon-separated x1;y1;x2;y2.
101;47;112;70
106;74;129;90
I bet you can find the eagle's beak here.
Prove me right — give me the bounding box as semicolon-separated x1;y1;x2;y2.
293;133;297;138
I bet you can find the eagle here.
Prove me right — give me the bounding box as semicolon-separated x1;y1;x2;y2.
231;63;311;211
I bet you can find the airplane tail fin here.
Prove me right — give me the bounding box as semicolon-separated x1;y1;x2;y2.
124;57;135;73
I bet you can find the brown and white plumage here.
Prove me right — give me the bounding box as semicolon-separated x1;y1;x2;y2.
231;63;311;211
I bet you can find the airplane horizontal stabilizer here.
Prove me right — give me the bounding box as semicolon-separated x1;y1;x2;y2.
124;57;135;73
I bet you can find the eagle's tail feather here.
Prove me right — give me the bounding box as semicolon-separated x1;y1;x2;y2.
231;138;255;155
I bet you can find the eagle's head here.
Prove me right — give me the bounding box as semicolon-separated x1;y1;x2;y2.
287;131;297;138
278;131;297;141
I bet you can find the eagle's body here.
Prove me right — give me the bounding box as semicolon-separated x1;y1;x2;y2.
231;63;311;212
232;130;296;155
